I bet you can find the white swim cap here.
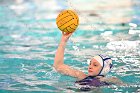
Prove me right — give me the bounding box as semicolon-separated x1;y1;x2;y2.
93;55;113;76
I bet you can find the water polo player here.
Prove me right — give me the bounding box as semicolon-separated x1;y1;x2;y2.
53;32;124;91
54;10;124;91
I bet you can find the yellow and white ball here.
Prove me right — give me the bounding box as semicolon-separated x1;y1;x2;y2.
56;10;79;33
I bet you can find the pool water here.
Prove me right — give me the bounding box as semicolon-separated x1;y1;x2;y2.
0;0;140;93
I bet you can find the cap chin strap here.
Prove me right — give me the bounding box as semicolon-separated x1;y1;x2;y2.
97;75;105;77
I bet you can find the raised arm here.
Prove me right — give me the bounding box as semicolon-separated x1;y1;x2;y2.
53;32;86;80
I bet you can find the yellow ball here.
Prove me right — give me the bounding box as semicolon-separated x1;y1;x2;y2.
56;10;79;33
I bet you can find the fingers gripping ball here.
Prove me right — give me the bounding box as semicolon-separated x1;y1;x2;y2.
56;10;79;33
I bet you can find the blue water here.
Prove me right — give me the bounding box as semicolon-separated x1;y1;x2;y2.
0;0;140;93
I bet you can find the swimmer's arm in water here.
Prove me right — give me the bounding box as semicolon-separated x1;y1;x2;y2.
54;32;87;80
100;76;126;85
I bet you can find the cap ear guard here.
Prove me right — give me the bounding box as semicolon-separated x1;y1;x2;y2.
97;55;113;76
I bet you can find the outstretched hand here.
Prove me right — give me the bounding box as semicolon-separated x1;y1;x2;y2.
61;32;73;42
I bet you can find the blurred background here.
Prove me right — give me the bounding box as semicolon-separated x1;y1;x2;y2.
0;0;140;92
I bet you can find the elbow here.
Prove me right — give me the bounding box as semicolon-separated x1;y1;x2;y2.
53;64;62;73
53;62;61;71
53;64;58;70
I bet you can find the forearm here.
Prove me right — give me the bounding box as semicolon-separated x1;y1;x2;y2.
54;39;67;67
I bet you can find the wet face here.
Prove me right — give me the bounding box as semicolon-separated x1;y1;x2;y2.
88;58;102;76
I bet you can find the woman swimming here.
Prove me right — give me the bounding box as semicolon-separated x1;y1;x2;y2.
54;32;123;90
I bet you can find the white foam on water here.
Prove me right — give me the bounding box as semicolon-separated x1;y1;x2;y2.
101;31;113;36
106;41;140;50
129;29;140;34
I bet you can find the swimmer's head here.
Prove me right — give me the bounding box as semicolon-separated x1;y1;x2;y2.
88;54;113;77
